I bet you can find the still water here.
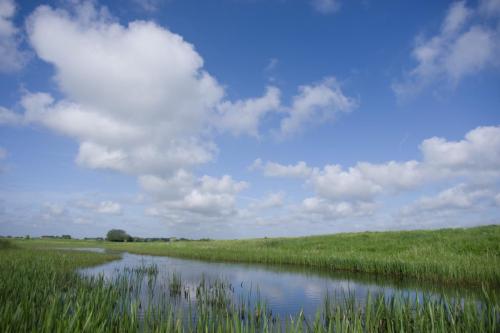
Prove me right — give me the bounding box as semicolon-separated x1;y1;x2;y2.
76;249;483;319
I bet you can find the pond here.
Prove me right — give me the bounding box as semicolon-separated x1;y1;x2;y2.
77;249;486;320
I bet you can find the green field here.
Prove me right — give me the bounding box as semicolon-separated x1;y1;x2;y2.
1;239;499;332
13;224;500;287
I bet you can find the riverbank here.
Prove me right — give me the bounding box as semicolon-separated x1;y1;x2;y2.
1;242;499;332
9;224;500;287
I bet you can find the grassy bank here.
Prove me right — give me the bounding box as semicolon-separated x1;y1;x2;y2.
12;224;500;287
1;242;499;332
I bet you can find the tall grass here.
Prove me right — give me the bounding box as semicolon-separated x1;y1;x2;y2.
1;246;499;332
0;238;14;249
16;224;500;286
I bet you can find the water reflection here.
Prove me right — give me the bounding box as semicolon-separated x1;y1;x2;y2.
76;249;487;319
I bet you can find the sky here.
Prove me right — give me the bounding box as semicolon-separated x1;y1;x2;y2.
0;0;499;239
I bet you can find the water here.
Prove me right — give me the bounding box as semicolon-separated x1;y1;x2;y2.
76;249;487;319
57;247;107;253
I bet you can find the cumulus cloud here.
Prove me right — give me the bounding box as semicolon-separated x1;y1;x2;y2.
310;165;382;201
41;202;65;220
278;77;356;138
250;158;313;178
355;160;429;191
420;126;500;176
73;199;124;215
299;197;375;220
399;183;499;223
214;86;281;137
253;125;500;221
95;201;122;214
0;106;22;125
142;173;248;218
0;0;361;232
16;2;249;222
1;1;355;227
393;1;500;97
249;192;284;210
413;184;491;211
25;3;225;176
0;0;26;72
138;170;195;200
311;0;340;14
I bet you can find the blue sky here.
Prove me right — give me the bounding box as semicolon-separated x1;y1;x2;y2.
0;0;499;239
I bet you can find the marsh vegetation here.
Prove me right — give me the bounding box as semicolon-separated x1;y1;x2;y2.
2;225;499;332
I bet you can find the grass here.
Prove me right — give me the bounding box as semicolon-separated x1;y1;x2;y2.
0;238;16;249
0;241;499;332
12;224;500;287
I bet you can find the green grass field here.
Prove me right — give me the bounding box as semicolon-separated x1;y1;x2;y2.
13;224;500;287
1;240;499;332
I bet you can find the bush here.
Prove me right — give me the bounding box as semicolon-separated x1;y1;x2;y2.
106;229;132;242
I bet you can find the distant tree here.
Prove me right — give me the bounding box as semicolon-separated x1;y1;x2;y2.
106;229;132;242
61;235;71;239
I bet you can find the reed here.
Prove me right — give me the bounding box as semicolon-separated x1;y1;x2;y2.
13;224;500;286
0;238;14;249
1;245;499;332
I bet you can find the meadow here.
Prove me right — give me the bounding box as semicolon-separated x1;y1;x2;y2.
1;239;499;332
13;224;500;287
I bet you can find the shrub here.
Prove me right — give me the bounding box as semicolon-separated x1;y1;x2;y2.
106;229;132;242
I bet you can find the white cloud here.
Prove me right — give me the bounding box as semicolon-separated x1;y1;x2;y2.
355;160;429;191
20;0;256;221
19;2;350;178
215;77;356;139
445;26;495;81
278;77;356;138
25;4;226;176
420;125;500;177
416;185;484;210
250;158;314;178
131;0;162;12
254;126;500;225
311;0;340;14
265;58;278;72
0;1;360;229
249;192;284;210
41;202;65;220
0;146;6;171
254;125;500;203
479;0;500;16
394;1;500;97
298;197;375;220
74;199;123;215
400;183;498;220
144;174;248;218
0;0;26;72
96;201;122;215
310;164;381;201
442;1;471;34
0;146;7;172
214;86;281;137
138;170;195;200
0;106;22;125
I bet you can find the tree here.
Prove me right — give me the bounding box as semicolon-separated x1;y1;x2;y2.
106;229;132;242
